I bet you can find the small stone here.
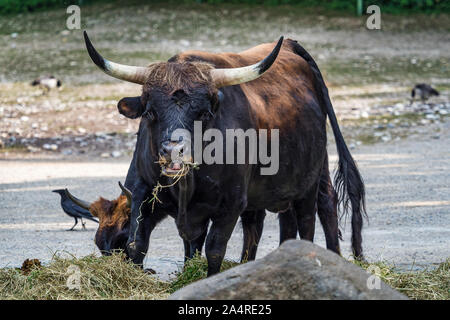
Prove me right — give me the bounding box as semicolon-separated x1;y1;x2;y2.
111;150;122;158
20;116;29;122
360;111;369;118
100;152;110;158
43;143;58;151
374;132;384;137
27;146;41;153
180;39;190;46
425;114;439;121
61;149;73;155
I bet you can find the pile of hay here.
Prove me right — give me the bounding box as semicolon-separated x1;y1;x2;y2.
0;252;169;300
356;259;450;300
1;252;448;300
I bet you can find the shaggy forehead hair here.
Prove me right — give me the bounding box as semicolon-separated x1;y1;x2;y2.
89;195;130;230
143;61;216;95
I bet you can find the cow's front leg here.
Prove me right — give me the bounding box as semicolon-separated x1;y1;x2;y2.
205;210;241;276
126;180;161;265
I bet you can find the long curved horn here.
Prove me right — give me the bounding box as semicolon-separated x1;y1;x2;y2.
84;31;150;85
64;188;92;210
210;36;283;88
118;181;132;208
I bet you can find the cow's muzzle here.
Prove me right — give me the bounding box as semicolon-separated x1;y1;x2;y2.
159;140;188;174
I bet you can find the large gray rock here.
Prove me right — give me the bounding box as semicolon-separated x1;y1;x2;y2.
169;240;408;300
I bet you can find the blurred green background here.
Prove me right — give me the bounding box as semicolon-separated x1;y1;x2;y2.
1;0;449;15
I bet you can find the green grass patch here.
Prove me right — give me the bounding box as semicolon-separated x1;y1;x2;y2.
169;253;240;293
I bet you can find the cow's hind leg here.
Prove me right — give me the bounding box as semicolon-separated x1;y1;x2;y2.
317;157;341;255
294;184;319;242
240;209;266;262
187;227;208;261
278;206;297;245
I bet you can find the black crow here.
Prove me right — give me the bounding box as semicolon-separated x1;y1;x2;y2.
411;83;439;104
52;189;98;231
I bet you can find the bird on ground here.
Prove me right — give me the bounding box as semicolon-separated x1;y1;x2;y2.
31;75;62;94
52;189;98;231
410;83;439;104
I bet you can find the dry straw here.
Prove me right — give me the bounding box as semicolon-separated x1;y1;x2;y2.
0;252;169;300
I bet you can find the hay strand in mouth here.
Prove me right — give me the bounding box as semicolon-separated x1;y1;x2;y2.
149;160;199;210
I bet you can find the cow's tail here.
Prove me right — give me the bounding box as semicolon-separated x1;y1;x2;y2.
290;40;367;259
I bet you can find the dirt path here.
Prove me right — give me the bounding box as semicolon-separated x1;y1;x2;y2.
1;123;449;278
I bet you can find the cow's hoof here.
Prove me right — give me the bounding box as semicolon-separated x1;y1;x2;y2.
127;241;137;256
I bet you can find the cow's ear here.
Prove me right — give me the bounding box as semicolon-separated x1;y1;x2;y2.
118;97;144;119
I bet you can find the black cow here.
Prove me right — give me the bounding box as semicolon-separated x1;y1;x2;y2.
83;32;365;276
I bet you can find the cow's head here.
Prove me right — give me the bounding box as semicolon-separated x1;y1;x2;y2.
64;182;131;255
84;31;283;174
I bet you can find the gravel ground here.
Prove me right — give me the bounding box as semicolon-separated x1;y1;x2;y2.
1;123;449;279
